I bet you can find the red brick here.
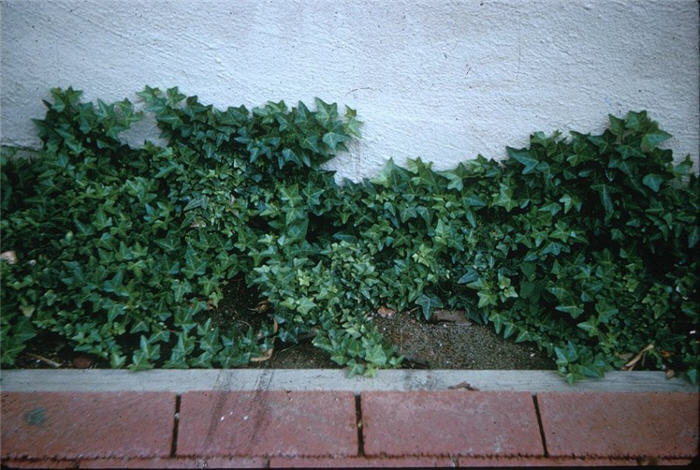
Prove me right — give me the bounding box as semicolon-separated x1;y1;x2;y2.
457;456;642;466
459;456;694;466
361;391;543;457
537;392;699;458
0;392;175;459
78;457;267;468
269;456;455;467
176;391;357;457
0;460;78;469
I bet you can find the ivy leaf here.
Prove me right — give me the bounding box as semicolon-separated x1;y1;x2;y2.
642;173;664;192
416;294;442;320
457;268;479;284
297;297;316;315
616;144;645;160
477;291;497;308
365;344;387;366
441;171;463;191
322;132;348;151
507;147;539;174
556;304;584;319
464;194;486;209
515;330;530;343
344;106;363;136
640;131;671;153
282;148;300;165
625;111;645;131
577;320;598;336
689;225;699;248
300;134;321;154
314;98;337;126
158;111;183;129
608;114;625;136
592;184;614;214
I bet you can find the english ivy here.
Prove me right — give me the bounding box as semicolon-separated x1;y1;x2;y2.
1;87;697;383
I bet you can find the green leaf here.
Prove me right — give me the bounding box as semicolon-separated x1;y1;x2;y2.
641;131;671;153
322;132;348;151
184;196;207;212
592;184;614;214
515;330;530;343
688;225;699;248
556;304;584;319
416;294;442;320
300;134;321;154
554;346;568;364
507;147;539;174
314;98;337;126
344;106;363;136
608;114;625;136
625;111;646;131
464;194;486;209
282;148;300;165
457;268;479;284
365;344;387;366
642;173;664;192
477;291;497;308
616;144;645;160
576;320;597;336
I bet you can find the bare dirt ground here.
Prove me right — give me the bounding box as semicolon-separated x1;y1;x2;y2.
13;277;554;370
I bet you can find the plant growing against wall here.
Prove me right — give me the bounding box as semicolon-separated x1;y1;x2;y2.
1;87;697;382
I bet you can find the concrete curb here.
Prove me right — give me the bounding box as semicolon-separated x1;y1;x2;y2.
1;369;695;393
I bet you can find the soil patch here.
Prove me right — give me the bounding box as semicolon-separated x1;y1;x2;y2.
14;311;554;371
370;309;554;369
244;308;555;370
12;280;554;370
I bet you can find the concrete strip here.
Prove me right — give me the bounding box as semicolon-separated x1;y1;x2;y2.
0;369;695;393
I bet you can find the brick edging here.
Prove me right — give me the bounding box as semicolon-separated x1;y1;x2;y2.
2;389;697;467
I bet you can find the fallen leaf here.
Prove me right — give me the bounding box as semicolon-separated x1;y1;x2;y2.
622;344;654;371
252;319;278;361
72;356;93;369
250;348;274;362
432;309;470;324
0;251;18;264
376;306;396;318
253;299;271;314
448;381;479;391
27;353;61;368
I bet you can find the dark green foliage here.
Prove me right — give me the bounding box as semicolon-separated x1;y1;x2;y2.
1;88;697;383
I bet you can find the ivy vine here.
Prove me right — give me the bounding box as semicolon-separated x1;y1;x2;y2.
1;87;697;383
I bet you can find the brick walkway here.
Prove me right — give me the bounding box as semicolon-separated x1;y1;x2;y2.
1;389;697;467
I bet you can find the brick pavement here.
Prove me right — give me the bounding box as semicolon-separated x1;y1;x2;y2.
1;390;697;468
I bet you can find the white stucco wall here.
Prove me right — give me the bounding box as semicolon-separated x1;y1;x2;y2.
1;0;698;181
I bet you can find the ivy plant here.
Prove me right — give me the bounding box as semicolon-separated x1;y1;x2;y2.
1;87;697;383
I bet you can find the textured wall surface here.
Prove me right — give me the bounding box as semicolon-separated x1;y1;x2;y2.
1;0;698;180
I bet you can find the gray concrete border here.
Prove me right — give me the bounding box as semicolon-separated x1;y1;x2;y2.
1;369;696;394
